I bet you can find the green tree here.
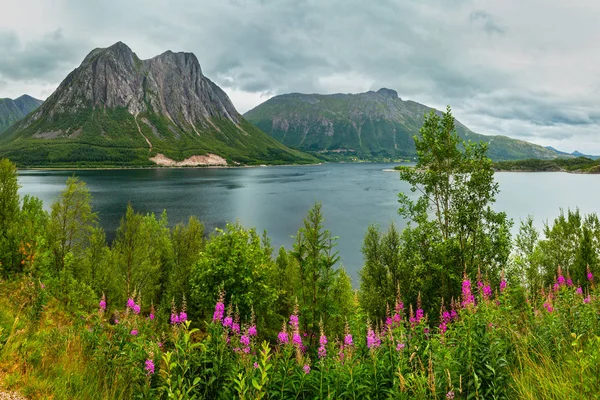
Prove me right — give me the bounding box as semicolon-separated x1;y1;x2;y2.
359;223;402;322
189;223;279;333
47;176;97;274
166;216;204;305
394;107;512;317
112;204;169;305
510;216;543;296
291;203;341;340
0;158;22;276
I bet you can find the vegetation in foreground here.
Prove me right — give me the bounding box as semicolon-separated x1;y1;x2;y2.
0;107;599;399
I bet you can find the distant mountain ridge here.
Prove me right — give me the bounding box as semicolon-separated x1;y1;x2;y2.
0;42;315;167
244;88;559;161
545;146;600;160
0;95;43;133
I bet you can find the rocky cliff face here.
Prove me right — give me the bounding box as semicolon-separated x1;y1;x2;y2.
0;95;43;133
34;42;240;127
0;42;315;167
244;89;560;161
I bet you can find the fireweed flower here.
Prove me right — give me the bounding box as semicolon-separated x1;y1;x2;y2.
232;323;240;334
179;311;187;323
584;295;591;304
292;333;303;347
99;297;107;311
462;276;475;307
145;359;155;375
396;342;405;351
567;277;573;287
587;267;594;282
248;325;257;336
483;285;493;300
278;322;289;344
553;283;560;292
289;314;299;328
223;316;233;328
213;301;225;322
253;362;259;369
133;304;141;315
240;335;250;347
344;334;353;346
366;328;381;349
170;313;180;325
149;313;155;320
318;345;327;359
303;364;311;374
576;287;583;295
543;301;553;313
127;298;136;309
130;329;138;336
500;279;507;293
277;331;289;344
446;391;455;399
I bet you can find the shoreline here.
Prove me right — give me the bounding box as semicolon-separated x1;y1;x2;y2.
18;162;325;171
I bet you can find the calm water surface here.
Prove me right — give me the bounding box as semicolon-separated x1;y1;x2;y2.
17;164;600;281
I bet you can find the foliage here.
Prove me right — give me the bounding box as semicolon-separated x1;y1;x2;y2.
493;156;600;173
388;107;512;320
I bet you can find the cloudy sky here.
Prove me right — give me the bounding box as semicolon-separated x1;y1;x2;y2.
2;0;600;152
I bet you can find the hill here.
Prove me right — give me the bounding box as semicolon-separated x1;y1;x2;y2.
244;88;559;161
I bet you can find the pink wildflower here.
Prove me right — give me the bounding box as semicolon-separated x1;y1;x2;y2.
133;304;141;315
483;285;493;300
462;276;475;307
318;345;327;359
130;329;138;336
278;331;289;344
213;301;225;322
99;299;107;311
303;364;310;374
253;362;259;369
500;279;507;292
170;313;180;325
232;322;240;334
145;359;155;375
240;335;250;347
178;311;187;323
576;287;583;295
223;316;233;328
344;334;353;346
248;325;257;336
292;333;302;346
584;295;591;304
396;342;405;351
149;313;155;320
127;298;136;309
289;314;299;328
366;328;381;349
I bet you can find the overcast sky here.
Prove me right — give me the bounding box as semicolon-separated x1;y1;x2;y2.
2;0;600;152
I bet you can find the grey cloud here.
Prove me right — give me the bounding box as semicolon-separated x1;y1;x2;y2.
470;11;506;35
0;29;89;82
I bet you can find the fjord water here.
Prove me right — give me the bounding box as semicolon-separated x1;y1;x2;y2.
18;164;600;281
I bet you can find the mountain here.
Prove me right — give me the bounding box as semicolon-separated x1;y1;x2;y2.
0;42;315;167
0;95;43;133
545;146;600;160
244;88;559;161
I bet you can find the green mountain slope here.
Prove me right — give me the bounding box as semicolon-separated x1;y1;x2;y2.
244;88;558;161
0;95;43;133
0;42;315;167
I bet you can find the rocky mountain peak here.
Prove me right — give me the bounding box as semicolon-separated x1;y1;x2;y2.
376;88;399;99
35;42;240;125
